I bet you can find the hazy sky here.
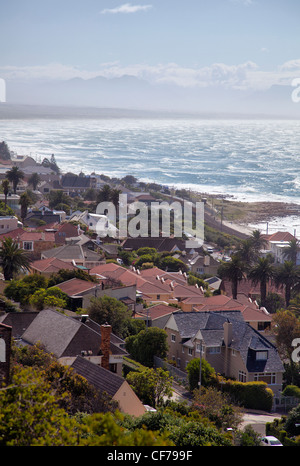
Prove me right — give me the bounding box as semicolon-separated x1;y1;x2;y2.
1;0;300;91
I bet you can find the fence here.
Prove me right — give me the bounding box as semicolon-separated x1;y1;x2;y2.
272;395;299;412
153;356;188;385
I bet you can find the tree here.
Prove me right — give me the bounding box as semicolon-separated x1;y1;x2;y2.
192;386;242;431
0;237;31;280
49;190;71;211
19;191;31;223
218;254;246;299
1;179;10;209
4;274;48;305
272;310;300;364
125;327;168;367
186;358;216;392
29;287;68;310
6;166;24;194
283;238;300;265
87;295;132;338
0;365;80;446
274;261;300;307
248;256;275;308
0;141;11;160
249;229;267;253
126;367;173;408
97;184;112;203
28;172;41;191
236;238;259;267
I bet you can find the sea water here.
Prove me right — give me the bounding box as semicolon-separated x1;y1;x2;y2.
1;117;300;233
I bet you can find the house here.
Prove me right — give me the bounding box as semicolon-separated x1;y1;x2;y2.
0;216;22;233
192;293;273;332
0;193;20;212
19;231;56;259
134;302;180;329
220;277;285;303
18;308;127;375
89;263;207;307
54;222;81;245
71;355;146;417
41;243;104;269
181;252;220;276
0;311;38;339
69;210;118;237
53;278;99;310
61;173;94;195
25;210;61;228
0;229;56;260
30;257;78;276
121;236;186;253
164;310;284;396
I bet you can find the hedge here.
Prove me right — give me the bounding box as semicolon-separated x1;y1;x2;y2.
221;380;274;412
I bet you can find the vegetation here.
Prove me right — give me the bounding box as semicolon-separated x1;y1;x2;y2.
0;237;31;280
6;166;24;194
125;327;169;367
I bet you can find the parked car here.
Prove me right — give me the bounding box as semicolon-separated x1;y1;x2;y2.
261;436;283;446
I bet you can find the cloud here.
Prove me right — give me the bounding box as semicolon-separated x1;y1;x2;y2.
101;3;152;14
230;0;254;5
2;59;300;92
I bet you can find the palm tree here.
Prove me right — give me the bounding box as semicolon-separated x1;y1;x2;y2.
19;192;31;223
274;261;300;308
218;254;246;299
6;166;24;194
0;237;31;280
248;256;275;308
249;229;267;252
235;238;258;269
28;172;41;191
283;238;300;265
1;179;10;209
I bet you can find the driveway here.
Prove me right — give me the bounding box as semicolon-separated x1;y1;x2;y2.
241;411;283;436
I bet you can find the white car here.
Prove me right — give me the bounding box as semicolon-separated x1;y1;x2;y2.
261;436;283;446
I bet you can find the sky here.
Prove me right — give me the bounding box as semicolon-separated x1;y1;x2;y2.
0;0;300;110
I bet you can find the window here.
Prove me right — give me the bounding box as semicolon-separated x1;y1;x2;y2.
239;371;247;383
171;334;176;343
254;373;276;384
207;346;220;354
188;348;193;356
23;241;33;251
256;351;268;360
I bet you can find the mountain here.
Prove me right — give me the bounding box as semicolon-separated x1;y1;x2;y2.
3;75;300;118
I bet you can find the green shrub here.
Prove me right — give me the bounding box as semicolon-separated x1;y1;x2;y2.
222;380;274;412
282;384;300;399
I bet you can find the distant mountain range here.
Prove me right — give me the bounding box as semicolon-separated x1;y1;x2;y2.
1;74;300;118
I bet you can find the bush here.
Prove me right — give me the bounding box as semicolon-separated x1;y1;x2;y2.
282;384;300;399
222;380;274;412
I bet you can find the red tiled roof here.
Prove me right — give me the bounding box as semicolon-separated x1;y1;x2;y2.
31;257;77;273
20;231;55;241
55;278;97;296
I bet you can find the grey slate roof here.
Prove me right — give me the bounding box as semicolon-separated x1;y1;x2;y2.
20;308;127;359
71;355;124;397
41;244;102;261
169;310;284;374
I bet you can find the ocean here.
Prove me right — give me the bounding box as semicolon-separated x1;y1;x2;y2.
1;117;300;233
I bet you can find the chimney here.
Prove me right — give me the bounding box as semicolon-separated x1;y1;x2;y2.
100;323;112;370
223;321;232;347
204;255;210;266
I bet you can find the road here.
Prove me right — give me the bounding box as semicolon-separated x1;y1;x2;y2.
240;411;282;436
